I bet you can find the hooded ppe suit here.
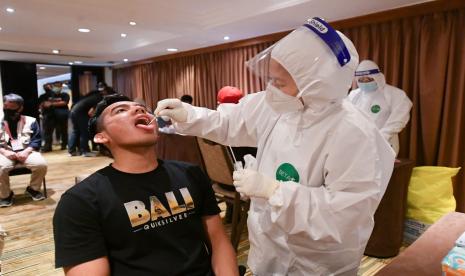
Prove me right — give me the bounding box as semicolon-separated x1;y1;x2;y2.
348;60;412;155
157;19;395;275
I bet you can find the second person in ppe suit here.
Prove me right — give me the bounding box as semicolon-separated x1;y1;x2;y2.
348;60;412;155
156;18;395;275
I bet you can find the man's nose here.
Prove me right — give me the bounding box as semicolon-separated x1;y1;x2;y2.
134;106;147;114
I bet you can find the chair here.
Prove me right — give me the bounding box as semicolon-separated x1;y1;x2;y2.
9;167;47;198
196;137;250;251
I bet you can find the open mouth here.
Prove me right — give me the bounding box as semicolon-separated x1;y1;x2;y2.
135;117;150;126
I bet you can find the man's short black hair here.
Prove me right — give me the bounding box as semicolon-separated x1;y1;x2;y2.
88;94;131;140
88;94;131;157
180;94;193;104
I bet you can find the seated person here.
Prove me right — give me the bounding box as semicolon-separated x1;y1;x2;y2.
53;94;238;276
0;94;47;207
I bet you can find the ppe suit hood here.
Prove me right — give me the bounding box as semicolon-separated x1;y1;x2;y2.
355;60;386;91
270;27;359;113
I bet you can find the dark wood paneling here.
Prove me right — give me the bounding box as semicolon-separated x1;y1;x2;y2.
0;61;39;118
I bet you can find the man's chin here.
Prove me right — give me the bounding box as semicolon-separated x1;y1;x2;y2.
115;139;155;149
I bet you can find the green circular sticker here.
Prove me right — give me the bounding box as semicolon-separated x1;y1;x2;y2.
371;104;381;113
276;163;300;182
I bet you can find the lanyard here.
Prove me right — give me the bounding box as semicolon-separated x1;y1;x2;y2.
3;116;25;141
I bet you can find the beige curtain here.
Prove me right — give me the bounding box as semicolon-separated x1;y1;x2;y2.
113;42;272;110
78;71;97;96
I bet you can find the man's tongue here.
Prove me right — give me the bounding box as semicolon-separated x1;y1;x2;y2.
135;123;155;131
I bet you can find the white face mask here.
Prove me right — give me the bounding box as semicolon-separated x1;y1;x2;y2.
265;83;303;114
357;80;378;92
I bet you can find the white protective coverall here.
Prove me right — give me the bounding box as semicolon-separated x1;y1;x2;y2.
348;60;413;155
166;21;395;275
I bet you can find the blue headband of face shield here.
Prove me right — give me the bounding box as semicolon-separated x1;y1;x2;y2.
303;17;351;67
355;68;381;76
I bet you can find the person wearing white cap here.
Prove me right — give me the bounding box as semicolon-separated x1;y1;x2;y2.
155;18;395;275
349;60;412;155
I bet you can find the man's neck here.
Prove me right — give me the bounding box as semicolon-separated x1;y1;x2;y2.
111;146;159;173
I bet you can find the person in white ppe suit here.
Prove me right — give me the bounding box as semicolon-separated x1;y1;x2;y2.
348;60;412;156
156;18;395;275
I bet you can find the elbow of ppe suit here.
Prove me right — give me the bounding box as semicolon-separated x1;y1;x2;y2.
380;129;393;142
264;184;346;243
380;112;410;141
263;180;382;244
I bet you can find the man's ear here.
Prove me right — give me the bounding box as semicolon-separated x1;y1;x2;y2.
93;133;108;144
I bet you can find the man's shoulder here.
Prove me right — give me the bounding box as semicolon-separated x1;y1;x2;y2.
161;159;201;173
64;167;112;198
160;160;208;187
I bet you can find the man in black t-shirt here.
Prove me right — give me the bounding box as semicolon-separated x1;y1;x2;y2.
53;94;238;275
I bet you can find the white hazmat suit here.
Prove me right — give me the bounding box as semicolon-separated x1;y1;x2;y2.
156;18;395;275
348;60;413;155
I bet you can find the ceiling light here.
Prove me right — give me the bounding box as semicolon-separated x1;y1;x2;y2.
167;48;178;52
74;61;83;64
68;62;74;65
39;66;46;70
120;33;127;38
6;7;15;13
0;27;2;31
123;58;129;62
129;21;136;26
223;36;230;40
52;49;60;54
78;28;90;33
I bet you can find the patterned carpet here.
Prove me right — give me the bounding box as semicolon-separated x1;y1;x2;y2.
0;149;396;275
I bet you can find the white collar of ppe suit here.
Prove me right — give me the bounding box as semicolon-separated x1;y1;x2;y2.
270;26;359;116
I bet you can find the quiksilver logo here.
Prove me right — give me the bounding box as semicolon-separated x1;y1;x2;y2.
309;19;328;34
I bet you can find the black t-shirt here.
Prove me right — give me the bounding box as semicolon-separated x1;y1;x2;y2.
38;91;70;115
53;160;220;275
70;91;102;115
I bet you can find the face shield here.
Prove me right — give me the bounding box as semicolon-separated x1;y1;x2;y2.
355;60;385;92
246;17;352;96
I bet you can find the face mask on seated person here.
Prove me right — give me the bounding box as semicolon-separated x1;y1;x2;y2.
357;81;378;92
3;108;21;121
